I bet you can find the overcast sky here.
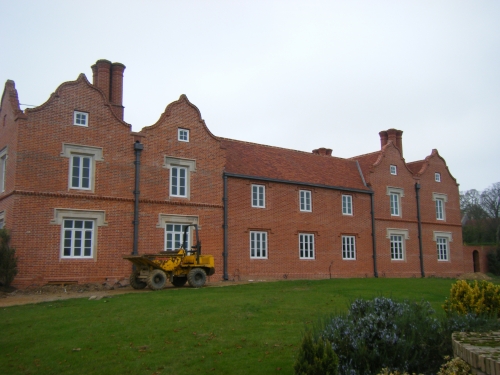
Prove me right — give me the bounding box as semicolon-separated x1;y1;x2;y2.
1;1;499;192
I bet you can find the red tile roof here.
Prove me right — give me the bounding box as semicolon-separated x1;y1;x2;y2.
406;160;425;175
349;151;381;178
221;138;369;191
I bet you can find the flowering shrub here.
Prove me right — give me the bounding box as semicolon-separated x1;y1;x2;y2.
442;280;500;317
436;356;471;375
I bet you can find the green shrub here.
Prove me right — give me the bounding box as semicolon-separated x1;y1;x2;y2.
442;280;500;317
294;331;338;375
487;247;500;276
0;228;18;287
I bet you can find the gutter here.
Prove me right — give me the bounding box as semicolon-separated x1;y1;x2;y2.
223;172;372;195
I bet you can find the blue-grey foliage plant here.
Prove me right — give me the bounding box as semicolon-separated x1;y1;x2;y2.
319;297;500;375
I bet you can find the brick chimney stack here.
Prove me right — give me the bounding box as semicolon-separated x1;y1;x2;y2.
312;148;333;156
379;129;403;156
379;131;388;148
110;62;125;119
91;59;126;120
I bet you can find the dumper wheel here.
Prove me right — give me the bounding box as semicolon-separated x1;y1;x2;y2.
187;268;207;288
129;272;147;289
147;269;167;291
172;276;188;287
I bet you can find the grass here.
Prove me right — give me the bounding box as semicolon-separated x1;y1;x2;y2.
0;278;456;375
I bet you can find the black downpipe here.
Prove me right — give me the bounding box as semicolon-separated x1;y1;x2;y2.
370;192;378;278
415;183;425;277
222;174;229;280
132;141;143;256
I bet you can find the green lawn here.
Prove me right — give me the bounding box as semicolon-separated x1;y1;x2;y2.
0;278;456;375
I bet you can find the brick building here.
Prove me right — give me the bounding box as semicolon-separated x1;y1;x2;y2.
0;60;466;287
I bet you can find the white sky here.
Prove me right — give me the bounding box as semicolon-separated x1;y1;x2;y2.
1;0;499;192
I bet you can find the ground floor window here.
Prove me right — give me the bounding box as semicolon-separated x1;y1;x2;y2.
342;235;356;259
62;219;94;258
250;231;267;259
51;209;107;259
390;235;404;260
165;224;190;251
299;233;315;259
436;237;449;261
433;231;452;262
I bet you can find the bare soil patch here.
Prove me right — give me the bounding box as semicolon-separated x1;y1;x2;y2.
0;279;249;307
457;272;492;281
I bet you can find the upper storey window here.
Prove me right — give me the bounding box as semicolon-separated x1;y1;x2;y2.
178;129;189;142
71;155;92;189
387;187;404;217
299;190;311;212
252;184;265;208
74;111;88;127
435;173;441;182
163;157;196;199
390;165;397;175
170;167;187;197
342;195;353;215
61;144;104;192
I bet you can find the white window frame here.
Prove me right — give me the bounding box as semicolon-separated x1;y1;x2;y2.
62;219;95;258
73;111;88;127
156;214;198;251
342;235;356;260
164;157;196;199
386;228;409;261
299;190;312;212
342;195;353;215
70;155;92;190
433;231;452;261
299;233;315;259
435;199;444;220
165;223;191;251
170;166;188;197
51;208;107;260
387;187;404;217
250;231;268;259
178;128;189;142
390;165;397;175
0;147;7;193
432;193;448;221
252;184;265;208
436;237;449;261
61;144;103;192
435;173;441;182
0;211;5;229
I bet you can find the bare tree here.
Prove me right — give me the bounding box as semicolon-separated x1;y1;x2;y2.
481;182;500;243
461;182;500;244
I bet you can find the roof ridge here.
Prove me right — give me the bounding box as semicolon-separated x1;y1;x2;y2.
220;137;350;161
349;150;381;159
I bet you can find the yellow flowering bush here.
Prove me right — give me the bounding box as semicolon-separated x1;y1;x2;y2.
443;280;500;317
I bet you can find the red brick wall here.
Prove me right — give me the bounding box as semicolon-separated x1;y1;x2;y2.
1;79;227;287
226;178;374;280
365;144;464;277
0;68;469;287
463;245;495;274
